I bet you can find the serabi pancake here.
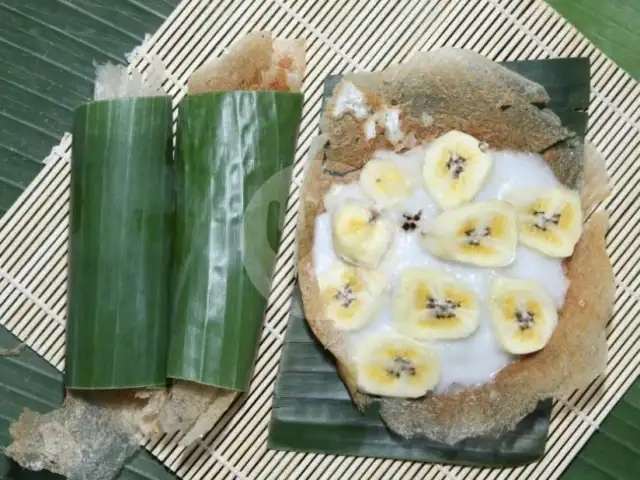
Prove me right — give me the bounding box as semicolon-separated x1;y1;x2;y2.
297;48;613;444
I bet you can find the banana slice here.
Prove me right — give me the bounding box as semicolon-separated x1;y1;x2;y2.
359;159;415;207
423;130;493;209
420;200;518;267
319;263;388;331
394;268;480;340
355;333;441;397
504;187;583;258
332;202;394;268
488;276;558;354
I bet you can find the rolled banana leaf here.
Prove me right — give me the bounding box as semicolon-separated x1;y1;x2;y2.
66;97;173;389
269;57;590;465
168;91;303;390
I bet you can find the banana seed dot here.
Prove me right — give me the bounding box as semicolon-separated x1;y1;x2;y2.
446;153;466;178
335;284;355;307
515;310;535;330
464;226;491;246
426;297;461;319
387;357;417;378
532;211;561;231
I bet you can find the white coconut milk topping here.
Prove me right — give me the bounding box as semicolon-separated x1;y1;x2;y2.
313;145;569;393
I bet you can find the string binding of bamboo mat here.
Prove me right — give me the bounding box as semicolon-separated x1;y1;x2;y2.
0;0;638;479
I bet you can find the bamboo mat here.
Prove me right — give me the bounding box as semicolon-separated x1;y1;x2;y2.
0;0;638;479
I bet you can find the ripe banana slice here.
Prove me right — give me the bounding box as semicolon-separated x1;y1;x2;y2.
488;276;558;354
394;268;480;340
420;200;518;267
332;202;394;268
504;187;583;258
355;333;441;397
319;263;388;331
423;130;493;209
359;159;415;207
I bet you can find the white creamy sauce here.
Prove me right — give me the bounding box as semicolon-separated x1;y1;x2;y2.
364;108;405;143
332;81;371;119
313;144;569;393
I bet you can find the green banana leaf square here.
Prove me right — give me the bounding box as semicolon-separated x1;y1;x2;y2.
268;57;590;466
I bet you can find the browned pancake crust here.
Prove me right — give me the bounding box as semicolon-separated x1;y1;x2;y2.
297;48;613;443
188;31;305;93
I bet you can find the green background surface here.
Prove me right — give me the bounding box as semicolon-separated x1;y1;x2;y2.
0;0;180;216
546;0;640;80
0;0;637;478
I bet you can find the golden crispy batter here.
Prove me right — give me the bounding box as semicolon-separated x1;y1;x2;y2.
188;31;305;94
581;142;612;216
321;49;580;187
297;48;613;443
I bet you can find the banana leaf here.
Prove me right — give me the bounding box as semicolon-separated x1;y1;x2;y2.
268;57;590;465
66;97;173;389
546;0;640;79
167;91;303;391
